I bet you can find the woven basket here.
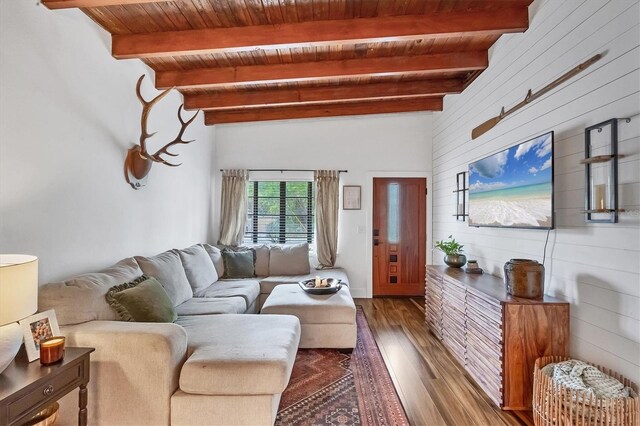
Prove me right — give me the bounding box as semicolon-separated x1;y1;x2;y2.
533;356;639;426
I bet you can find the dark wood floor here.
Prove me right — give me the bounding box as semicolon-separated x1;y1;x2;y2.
355;298;529;426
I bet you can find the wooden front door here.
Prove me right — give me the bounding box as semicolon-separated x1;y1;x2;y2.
373;178;426;296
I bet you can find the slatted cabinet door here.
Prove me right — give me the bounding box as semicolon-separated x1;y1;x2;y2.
425;268;444;341
465;287;504;406
441;276;466;365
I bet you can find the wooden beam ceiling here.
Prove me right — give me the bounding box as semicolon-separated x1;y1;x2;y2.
204;97;444;124
157;51;487;89
112;9;528;59
42;0;172;9
184;79;463;110
42;0;533;124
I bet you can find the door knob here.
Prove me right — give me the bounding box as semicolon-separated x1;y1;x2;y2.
374;239;379;246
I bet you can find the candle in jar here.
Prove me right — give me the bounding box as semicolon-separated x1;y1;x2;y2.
594;184;606;210
40;336;65;365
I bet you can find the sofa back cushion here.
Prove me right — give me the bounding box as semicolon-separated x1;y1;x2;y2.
202;244;224;277
135;250;193;307
106;276;177;323
269;243;311;275
38;257;143;326
177;245;218;293
252;245;270;277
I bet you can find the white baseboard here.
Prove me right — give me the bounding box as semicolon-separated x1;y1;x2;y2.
349;288;369;298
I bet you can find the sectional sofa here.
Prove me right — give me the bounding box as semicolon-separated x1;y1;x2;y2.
38;243;349;426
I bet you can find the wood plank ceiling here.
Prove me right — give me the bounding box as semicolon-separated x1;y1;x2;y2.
43;0;533;125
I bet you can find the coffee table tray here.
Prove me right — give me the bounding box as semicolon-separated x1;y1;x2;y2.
299;278;343;295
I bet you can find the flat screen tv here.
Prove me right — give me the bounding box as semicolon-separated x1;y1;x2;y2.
468;131;554;229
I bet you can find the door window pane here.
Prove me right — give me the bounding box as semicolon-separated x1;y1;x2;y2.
388;183;400;243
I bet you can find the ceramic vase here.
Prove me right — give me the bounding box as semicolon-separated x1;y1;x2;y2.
504;258;544;299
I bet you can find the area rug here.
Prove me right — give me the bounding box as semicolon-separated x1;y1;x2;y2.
276;307;409;426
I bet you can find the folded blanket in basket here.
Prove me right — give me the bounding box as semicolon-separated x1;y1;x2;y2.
541;360;632;399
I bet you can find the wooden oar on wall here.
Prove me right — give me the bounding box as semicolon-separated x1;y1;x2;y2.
471;53;603;140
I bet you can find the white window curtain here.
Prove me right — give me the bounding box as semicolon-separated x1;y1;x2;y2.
314;170;340;268
218;169;249;246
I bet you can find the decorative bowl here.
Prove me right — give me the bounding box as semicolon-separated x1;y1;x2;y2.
24;403;59;426
444;254;467;268
299;278;343;295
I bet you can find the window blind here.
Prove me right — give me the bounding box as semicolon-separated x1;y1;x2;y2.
245;181;314;244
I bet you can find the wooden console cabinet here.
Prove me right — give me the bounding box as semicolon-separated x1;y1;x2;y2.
425;266;570;410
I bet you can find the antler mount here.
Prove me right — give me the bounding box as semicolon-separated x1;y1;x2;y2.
125;74;200;189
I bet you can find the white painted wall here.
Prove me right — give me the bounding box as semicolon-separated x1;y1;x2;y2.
213;113;433;297
0;1;216;283
431;0;640;382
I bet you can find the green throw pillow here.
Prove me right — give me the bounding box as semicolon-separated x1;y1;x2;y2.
106;275;177;323
221;249;255;278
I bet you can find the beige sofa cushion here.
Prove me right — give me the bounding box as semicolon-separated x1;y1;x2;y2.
175;297;246;316
177;245;218;293
259;268;350;294
202;244;224;277
194;279;260;310
268;243;310;275
252;245;270;277
38;257;143;326
176;314;300;395
261;284;356;324
135;250;193;307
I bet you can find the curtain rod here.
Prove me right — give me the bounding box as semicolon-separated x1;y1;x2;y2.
219;168;347;173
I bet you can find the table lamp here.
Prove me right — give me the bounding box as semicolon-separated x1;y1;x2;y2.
0;255;38;374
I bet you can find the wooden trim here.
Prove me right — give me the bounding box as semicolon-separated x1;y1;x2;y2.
184;79;463;110
42;0;173;9
157;52;487;89
112;9;528;59
204;98;443;124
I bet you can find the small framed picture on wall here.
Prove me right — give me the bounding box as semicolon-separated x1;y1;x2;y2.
19;309;61;362
343;185;361;210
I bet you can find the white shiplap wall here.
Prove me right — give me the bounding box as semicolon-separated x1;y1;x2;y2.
431;0;640;383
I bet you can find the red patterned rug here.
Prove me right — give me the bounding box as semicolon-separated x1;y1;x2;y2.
276;307;409;426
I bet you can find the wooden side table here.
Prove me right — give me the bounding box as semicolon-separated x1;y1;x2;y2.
0;347;94;426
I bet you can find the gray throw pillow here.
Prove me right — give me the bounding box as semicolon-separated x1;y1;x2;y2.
106;276;177;323
269;243;310;275
135;250;193;307
178;245;218;293
221;250;255;278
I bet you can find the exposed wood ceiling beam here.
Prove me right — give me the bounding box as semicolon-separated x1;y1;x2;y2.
204;97;443;125
112;8;529;59
157;51;487;89
184;79;463;110
42;0;172;9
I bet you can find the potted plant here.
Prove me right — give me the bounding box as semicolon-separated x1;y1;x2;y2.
435;235;467;268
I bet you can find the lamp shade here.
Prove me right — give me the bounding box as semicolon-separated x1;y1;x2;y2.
0;255;38;326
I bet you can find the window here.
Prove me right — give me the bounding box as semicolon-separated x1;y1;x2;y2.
245;181;314;244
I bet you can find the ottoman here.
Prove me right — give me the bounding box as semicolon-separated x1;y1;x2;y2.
261;284;357;349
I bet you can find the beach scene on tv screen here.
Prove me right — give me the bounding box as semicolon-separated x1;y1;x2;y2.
469;132;553;228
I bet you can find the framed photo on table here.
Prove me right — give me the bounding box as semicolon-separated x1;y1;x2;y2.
343;185;361;210
19;309;61;362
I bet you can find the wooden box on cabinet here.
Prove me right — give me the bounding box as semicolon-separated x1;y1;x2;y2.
424;266;570;411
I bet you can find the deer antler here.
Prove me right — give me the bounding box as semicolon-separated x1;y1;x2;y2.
148;105;200;167
136;74;172;157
